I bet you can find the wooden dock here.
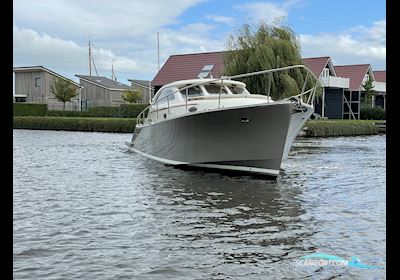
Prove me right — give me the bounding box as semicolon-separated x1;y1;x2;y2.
374;121;386;133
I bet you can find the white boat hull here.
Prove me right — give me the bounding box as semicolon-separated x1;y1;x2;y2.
283;102;314;158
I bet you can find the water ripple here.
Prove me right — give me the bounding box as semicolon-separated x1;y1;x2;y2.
14;130;385;279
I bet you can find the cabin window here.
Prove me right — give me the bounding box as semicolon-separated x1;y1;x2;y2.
181;85;203;99
228;86;247;95
35;77;41;87
204;84;228;95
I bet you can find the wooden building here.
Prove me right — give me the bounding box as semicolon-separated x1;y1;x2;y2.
13;66;83;111
127;79;154;104
334;64;385;118
302;57;350;119
372;70;386;110
75;75;131;109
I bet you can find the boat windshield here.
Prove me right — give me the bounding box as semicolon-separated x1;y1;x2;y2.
156;87;177;104
204;84;228;95
228;86;249;95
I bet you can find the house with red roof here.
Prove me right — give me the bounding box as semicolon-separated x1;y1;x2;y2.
302;57;350;119
332;64;373;119
372;70;386;109
152;51;225;93
334;64;386;117
151;51;385;119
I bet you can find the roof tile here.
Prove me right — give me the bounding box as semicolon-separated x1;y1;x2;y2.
373;71;386;83
334;64;371;91
301;57;330;77
152;51;225;86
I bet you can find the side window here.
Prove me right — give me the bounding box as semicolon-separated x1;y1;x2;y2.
229;86;246;94
181;85;203;99
35;77;41;87
204;84;227;95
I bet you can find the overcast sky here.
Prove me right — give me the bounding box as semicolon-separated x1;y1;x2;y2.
13;0;386;87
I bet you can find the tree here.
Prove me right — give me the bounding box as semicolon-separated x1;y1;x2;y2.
122;89;142;103
49;77;78;111
362;77;375;107
223;21;320;100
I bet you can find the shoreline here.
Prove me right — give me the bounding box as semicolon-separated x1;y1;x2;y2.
13;116;136;133
301;119;383;137
13;116;384;137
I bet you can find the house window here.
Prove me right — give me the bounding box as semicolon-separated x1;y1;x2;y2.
35;77;41;87
322;68;329;77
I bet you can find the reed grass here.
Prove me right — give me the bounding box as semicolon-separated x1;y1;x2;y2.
305;120;379;137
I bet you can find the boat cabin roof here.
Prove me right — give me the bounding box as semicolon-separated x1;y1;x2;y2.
161;78;245;88
153;79;247;101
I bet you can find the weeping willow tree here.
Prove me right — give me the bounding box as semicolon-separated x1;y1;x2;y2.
223;21;320;100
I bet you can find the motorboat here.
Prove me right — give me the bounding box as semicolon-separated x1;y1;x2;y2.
126;65;319;178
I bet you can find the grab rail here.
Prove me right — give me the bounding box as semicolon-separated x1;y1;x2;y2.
136;64;320;126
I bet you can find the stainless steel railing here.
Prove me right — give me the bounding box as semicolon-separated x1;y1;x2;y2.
136;65;320;126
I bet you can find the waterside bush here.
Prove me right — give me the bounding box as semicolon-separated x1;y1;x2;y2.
360;106;385;120
305;120;379;137
13;116;136;133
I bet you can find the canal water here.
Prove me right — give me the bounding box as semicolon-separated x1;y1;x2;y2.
13;130;386;279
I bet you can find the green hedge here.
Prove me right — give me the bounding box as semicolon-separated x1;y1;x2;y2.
360;106;385;120
306;120;379;137
46;104;149;118
119;104;149;118
87;106;121;117
13;116;136;133
13;103;48;116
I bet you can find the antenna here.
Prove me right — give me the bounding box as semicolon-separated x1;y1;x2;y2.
92;56;99;76
88;34;93;76
112;59;117;81
157;32;160;71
